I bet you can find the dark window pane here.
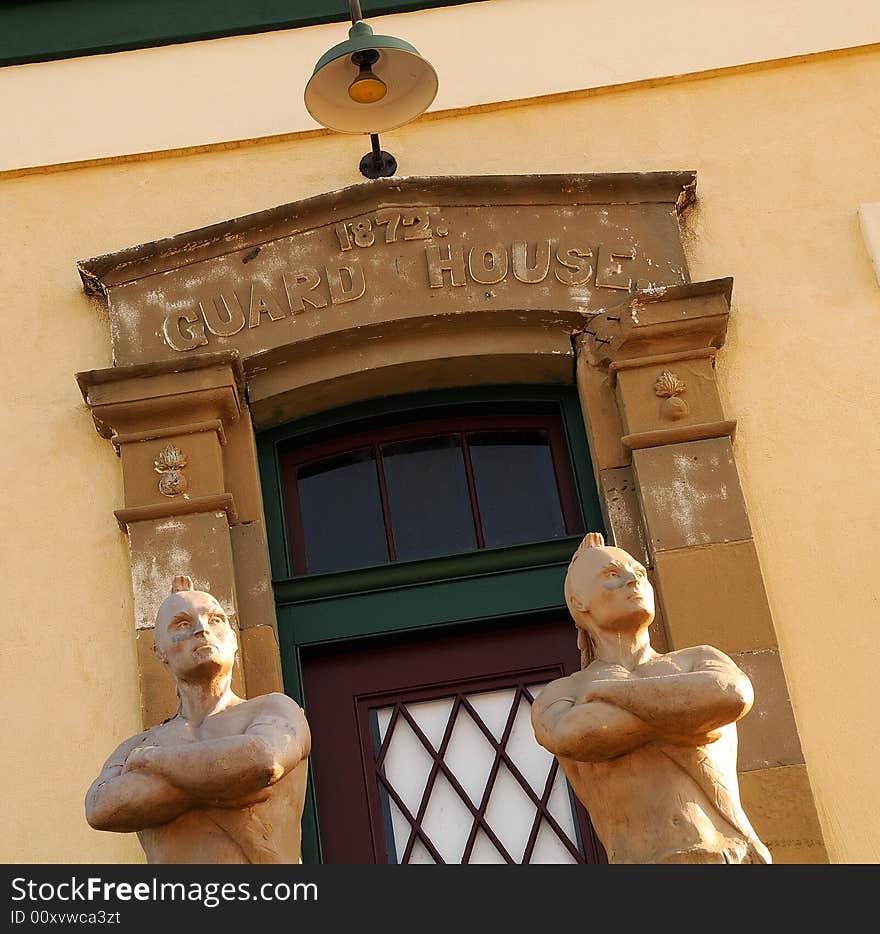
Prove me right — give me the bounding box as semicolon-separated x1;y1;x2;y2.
469;431;566;547
382;436;477;561
297;447;388;573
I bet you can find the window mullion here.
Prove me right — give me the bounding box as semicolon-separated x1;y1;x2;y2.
547;421;582;534
374;441;398;561
460;431;485;549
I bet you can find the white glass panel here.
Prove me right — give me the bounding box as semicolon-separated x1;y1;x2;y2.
468;828;507;865
407;837;436;865
405;696;455;753
378;708;434;816
443;705;497;806
376;706;394;743
376;684;581;865
525;681;549;702
467;688;517;742
505;695;554;795
420;770;474;864
483;762;537;862
385;796;412;865
546;768;580;844
529;819;578;864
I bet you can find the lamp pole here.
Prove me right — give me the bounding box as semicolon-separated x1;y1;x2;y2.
346;1;397;178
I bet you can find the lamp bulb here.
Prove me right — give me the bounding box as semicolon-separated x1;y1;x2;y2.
348;68;387;104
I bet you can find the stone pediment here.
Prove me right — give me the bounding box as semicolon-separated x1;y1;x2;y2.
78;173;697;372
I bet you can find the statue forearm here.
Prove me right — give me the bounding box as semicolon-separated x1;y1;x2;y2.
584;670;753;736
533;699;658;762
85;771;195;832
128;736;286;804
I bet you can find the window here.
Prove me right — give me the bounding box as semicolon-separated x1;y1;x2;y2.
259;387;606;863
280;413;583;575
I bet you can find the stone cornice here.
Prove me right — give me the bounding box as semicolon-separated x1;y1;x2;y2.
574;278;732;370
76;351;245;440
77;172;697;294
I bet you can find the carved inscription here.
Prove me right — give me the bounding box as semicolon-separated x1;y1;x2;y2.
160;205;653;353
425;241;632;291
597;245;636;290
335;207;438;250
163;262;365;352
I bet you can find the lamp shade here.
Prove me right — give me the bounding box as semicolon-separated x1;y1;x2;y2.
304;21;438;134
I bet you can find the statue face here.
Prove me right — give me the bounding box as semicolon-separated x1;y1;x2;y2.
154;590;237;681
566;545;654;634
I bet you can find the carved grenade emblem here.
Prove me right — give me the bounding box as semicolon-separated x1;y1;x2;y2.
654;370;689;421
154;444;188;496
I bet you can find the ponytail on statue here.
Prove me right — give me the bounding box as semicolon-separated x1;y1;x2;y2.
577;628;593;670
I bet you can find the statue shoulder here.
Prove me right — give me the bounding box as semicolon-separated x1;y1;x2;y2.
690;644;741;670
245;692;308;724
243;693;312;763
664;644;740;672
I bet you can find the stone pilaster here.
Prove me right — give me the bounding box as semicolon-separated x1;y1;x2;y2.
77;352;281;728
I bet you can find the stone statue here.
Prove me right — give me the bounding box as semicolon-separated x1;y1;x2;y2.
531;533;771;864
86;576;310;864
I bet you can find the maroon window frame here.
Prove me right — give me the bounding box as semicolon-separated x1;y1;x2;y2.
280;412;583;576
301;616;606;864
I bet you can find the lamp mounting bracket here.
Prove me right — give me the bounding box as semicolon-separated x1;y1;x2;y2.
360;133;397;179
351;48;380;68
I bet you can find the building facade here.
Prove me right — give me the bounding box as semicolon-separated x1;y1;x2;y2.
2;0;879;864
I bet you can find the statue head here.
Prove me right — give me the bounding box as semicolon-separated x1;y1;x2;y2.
564;533;654;664
153;576;238;683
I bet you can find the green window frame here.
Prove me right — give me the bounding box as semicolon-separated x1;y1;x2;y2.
257;385;604;863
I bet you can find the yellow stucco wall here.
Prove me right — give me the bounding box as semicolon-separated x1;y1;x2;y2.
0;240;143;862
2;45;878;863
3;0;879;170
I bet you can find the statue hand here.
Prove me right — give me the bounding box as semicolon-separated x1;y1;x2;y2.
122;745;160;774
575;663;632;704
